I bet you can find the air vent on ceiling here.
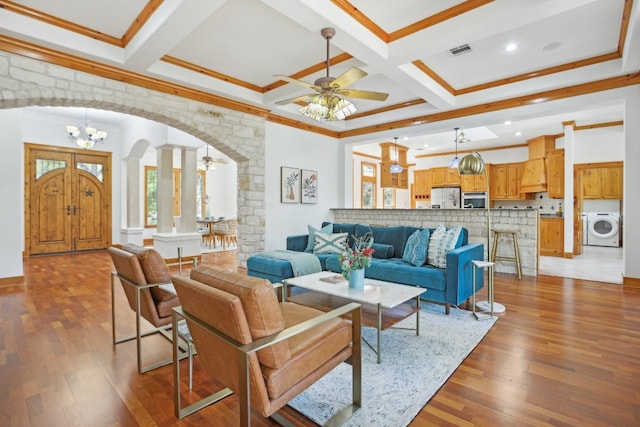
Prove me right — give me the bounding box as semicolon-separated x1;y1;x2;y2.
449;44;472;56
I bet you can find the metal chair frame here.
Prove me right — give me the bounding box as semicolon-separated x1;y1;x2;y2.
172;302;363;426
111;271;191;374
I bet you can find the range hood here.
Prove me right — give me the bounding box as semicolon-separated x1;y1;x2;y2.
520;158;547;193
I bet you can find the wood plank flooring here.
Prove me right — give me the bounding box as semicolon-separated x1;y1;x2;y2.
1;250;639;426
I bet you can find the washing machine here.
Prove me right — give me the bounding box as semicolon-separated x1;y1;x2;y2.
587;212;620;247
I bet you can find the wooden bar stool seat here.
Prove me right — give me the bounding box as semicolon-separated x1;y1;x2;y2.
491;225;523;280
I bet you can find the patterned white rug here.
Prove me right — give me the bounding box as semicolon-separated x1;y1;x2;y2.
288;302;497;426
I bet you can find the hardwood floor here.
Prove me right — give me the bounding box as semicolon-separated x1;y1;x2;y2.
2;250;639;426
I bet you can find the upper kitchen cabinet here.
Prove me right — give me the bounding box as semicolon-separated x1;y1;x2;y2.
380;142;409;189
547;149;565;199
520;135;555;194
430;167;461;187
460;164;490;192
491;162;531;201
582;164;623;199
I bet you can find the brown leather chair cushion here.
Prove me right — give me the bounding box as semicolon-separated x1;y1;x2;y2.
261;302;352;399
190;266;291;369
121;244;174;302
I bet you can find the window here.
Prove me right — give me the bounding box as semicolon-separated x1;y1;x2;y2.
383;188;395;208
361;162;377;208
145;166;206;227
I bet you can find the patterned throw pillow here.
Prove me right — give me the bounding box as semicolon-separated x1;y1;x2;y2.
427;225;463;268
305;223;333;252
313;232;348;254
402;229;431;267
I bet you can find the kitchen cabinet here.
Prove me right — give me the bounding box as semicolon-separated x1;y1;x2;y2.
547;149;564;199
460;165;489;192
413;169;431;200
491;162;530;201
380;141;409;189
582;166;623;199
540;217;564;257
430;167;460;187
520;158;547;193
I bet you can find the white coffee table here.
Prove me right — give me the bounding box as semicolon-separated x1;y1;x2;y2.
284;271;426;363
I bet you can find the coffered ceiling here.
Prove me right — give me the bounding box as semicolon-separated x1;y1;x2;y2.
0;0;638;158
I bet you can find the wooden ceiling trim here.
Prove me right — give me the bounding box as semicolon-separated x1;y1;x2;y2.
0;0;160;48
161;55;264;92
337;72;640;138
262;52;353;92
411;60;457;94
0;34;270;118
330;0;388;42
617;0;634;55
265;114;339;138
346;99;426;120
388;0;494;42
121;0;164;47
331;0;494;43
455;52;622;95
352;151;381;161
414;143;529;159
574;120;624;131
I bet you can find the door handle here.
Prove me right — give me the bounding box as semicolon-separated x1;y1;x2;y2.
67;205;71;215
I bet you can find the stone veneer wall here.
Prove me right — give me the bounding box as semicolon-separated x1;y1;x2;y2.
0;51;265;266
330;208;539;276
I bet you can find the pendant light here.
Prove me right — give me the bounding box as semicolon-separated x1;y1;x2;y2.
449;128;461;169
390;137;403;174
201;144;215;170
66;109;107;149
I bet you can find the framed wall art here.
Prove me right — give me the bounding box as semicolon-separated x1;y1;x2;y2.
301;169;317;204
281;166;301;203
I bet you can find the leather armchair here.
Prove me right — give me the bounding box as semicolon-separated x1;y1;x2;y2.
171;266;362;425
108;245;187;374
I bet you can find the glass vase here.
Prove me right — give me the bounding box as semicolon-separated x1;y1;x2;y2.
348;268;365;289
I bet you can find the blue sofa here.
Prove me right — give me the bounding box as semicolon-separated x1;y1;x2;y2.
247;222;484;314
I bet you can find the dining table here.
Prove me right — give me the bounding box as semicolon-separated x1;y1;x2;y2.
197;218;224;249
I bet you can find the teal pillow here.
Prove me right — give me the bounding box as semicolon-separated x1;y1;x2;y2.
402;229;430;267
371;243;394;259
313;232;348;254
305;224;332;252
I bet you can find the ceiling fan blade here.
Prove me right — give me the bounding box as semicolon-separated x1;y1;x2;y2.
275;93;316;105
274;75;318;90
338;88;389;101
330;67;367;89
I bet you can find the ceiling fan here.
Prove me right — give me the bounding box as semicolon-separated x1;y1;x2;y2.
275;27;389;119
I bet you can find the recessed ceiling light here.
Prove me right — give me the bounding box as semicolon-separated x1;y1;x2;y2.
505;43;517;52
504;120;511;125
423;144;429;148
403;136;409;140
515;132;522;136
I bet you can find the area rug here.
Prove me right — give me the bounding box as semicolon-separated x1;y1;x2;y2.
288;302;497;426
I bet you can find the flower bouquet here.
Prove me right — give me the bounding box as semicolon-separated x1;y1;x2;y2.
338;233;375;279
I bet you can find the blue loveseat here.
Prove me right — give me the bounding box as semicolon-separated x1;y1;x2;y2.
247;222;485;314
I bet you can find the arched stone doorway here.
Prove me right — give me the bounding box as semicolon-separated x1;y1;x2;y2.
1;50;265;266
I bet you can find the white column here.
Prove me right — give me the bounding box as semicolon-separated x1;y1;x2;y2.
126;157;141;228
179;147;198;233
562;122;575;255
624;88;640;282
157;145;174;233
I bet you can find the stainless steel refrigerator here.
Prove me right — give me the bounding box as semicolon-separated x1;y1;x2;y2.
430;187;461;209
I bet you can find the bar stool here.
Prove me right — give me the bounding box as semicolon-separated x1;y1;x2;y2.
491;225;523;280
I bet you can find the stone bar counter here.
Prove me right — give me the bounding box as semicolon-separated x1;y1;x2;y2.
330;208;539;276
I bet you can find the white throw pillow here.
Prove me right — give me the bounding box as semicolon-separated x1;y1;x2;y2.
427;225;462;268
313;232;348;254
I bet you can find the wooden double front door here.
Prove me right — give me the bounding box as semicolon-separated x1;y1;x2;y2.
25;143;112;255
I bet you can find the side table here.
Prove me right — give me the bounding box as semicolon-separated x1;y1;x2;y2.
472;260;504;319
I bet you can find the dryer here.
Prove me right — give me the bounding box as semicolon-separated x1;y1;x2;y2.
587;212;620;247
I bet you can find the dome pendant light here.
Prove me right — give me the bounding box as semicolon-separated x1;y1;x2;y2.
390;137;403;174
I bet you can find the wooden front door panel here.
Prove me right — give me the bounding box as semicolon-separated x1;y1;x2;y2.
26;144;111;255
30;150;73;253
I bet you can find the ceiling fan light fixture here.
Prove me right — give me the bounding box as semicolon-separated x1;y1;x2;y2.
299;95;356;122
200;144;216;170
